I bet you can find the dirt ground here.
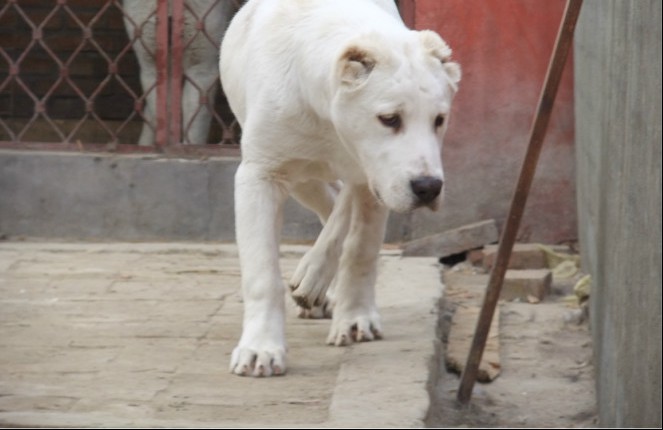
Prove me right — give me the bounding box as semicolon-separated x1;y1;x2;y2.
425;262;598;428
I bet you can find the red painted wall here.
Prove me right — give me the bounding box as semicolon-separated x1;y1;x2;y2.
408;0;576;243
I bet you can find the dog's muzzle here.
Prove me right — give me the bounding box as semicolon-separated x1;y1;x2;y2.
410;176;443;206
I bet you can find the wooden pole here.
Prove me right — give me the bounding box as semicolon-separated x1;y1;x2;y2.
456;0;584;405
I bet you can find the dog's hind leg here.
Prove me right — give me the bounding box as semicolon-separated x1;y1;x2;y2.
327;184;388;346
231;161;288;377
289;180;342;318
289;183;352;314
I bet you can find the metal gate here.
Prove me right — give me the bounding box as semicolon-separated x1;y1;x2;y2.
0;0;243;155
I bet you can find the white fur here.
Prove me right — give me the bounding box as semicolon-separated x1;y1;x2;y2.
123;0;238;145
220;0;460;377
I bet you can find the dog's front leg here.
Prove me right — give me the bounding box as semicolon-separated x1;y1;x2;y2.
327;184;389;346
231;162;288;377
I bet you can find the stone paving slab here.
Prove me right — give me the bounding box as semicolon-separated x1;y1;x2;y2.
0;242;443;428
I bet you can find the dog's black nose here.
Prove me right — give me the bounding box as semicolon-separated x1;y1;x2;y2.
410;176;443;204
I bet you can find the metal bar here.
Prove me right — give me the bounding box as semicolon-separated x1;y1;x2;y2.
155;0;169;147
456;0;584;405
170;0;185;145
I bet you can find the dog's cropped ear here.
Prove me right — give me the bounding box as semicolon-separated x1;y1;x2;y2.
338;46;376;89
419;30;461;87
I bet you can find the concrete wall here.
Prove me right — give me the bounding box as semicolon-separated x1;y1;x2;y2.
0;151;324;242
575;1;662;427
0;150;413;243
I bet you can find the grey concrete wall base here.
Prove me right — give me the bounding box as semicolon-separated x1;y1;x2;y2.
0;151;420;242
0;151;325;242
575;1;662;427
2;149;571;245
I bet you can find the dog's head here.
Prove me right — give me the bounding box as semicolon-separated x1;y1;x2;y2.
331;30;461;213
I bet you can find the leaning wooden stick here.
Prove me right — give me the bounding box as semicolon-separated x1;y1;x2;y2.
456;0;584;405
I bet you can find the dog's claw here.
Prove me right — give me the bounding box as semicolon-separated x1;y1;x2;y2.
327;313;383;346
292;294;312;310
230;346;286;378
289;249;338;312
296;296;333;319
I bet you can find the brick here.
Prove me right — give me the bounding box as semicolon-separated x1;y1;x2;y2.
400;219;498;258
501;269;552;301
483;243;548;271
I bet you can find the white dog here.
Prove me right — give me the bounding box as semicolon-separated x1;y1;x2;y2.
123;0;239;145
220;0;460;377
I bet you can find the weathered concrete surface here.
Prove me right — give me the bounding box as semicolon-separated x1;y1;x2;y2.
0;242;443;428
575;1;662;427
430;267;596;427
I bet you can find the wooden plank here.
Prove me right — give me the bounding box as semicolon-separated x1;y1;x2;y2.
400;219;498;258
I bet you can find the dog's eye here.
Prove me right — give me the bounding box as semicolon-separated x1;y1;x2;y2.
434;115;445;129
378;114;402;130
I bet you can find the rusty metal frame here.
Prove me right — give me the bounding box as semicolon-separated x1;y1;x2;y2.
155;0;169;147
170;0;184;147
0;0;241;156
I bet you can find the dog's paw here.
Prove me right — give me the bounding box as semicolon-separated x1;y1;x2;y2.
326;310;383;346
230;345;286;377
289;251;337;310
297;300;333;319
